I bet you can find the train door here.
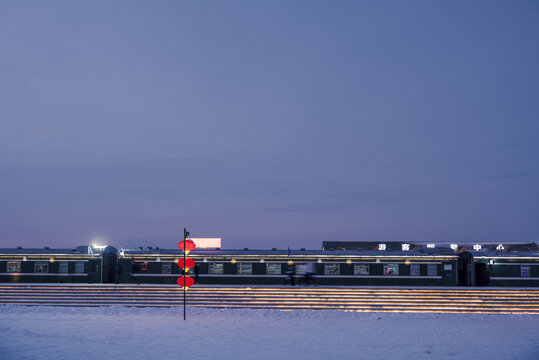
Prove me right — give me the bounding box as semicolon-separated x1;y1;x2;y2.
475;262;490;286
458;251;474;286
101;246;118;283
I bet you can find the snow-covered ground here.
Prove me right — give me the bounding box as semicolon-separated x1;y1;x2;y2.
1;305;538;360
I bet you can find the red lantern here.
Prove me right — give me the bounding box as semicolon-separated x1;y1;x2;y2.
177;275;195;289
179;239;196;254
177;257;195;271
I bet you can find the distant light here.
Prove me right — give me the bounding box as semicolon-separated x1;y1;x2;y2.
402;244;410;251
91;237;107;249
378;244;386;251
230;258;237;264
156;257;161;262
49;257;55;263
288;260;294;265
427;244;435;248
203;258;208;263
346;259;352;265
405;259;411;265
317;258;322;263
259;259;265;263
496;244;504;251
489;259;494;265
450;244;458;251
473;244;482;251
22;257;27;262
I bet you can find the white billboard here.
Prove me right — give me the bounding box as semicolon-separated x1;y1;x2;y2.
189;238;221;249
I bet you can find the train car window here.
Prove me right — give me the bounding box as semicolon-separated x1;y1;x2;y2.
58;262;68;273
383;264;399;276
34;262;49;273
75;262;85;273
324;264;339;275
208;263;224;274
354;264;369;275
162;263;172;274
427;264;437;276
7;261;21;273
521;265;530;277
266;263;281;275
238;263;252;275
410;264;420;276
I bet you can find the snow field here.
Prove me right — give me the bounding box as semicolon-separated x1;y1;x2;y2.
0;305;538;360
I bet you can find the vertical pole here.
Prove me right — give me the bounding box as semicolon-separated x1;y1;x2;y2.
184;243;186;320
183;228;187;321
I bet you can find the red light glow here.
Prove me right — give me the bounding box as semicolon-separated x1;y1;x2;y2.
179;240;196;254
177;275;195;289
177;257;195;271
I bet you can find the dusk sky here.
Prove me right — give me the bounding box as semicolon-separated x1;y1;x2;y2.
1;1;538;250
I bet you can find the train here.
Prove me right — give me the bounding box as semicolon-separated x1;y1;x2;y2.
0;241;537;287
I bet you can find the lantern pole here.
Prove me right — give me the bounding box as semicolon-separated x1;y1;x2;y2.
183;228;189;321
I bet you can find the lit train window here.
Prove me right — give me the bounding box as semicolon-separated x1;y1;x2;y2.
427;264;437;276
75;262;85;273
34;262;49;273
295;262;315;275
295;263;306;274
208;263;224;274
521;265;530;277
324;264;339;275
266;263;281;275
410;264;420;276
162;263;172;274
7;262;21;273
58;262;68;273
354;264;369;275
383;264;399;276
238;263;252;275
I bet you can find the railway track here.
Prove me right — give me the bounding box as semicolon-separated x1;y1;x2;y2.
1;284;538;314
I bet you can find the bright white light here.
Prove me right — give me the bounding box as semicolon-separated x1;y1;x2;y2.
378;244;386;251
402;244;410;251
427;244;435;248
91;237;107;249
473;244;481;251
496;244;504;251
450;244;458;251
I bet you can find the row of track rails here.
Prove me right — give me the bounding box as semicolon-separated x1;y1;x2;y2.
0;285;538;314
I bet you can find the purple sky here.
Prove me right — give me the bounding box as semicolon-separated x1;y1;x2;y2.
1;1;538;250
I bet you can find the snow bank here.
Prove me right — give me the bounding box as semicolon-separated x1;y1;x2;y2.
1;305;538;360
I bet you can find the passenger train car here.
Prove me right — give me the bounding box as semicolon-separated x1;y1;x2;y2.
1;241;537;287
